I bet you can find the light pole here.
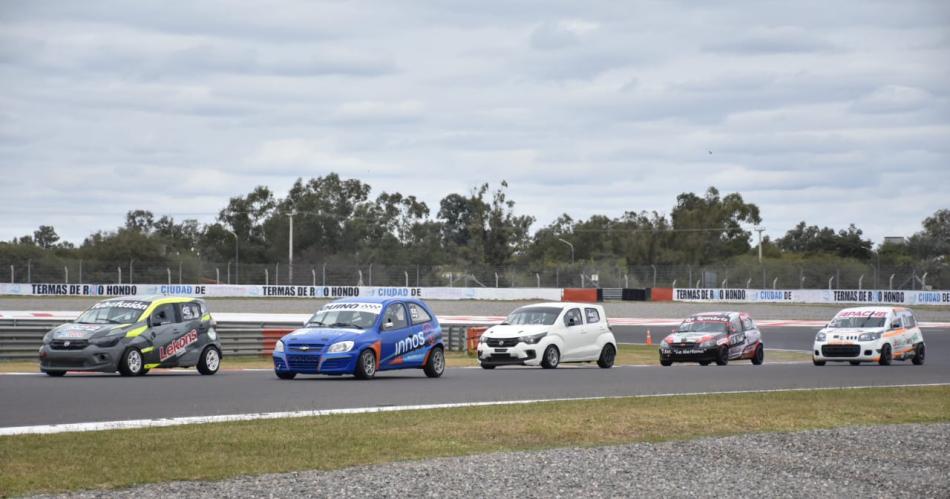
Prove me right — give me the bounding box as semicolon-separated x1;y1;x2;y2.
557;238;575;265
227;229;239;284
754;226;766;263
288;211;295;284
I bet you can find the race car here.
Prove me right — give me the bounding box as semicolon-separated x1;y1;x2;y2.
273;296;445;380
812;306;925;366
659;311;764;366
39;296;222;377
476;302;617;369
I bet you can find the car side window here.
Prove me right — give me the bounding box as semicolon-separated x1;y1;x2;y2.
904;313;916;328
151;304;177;326
383;304;409;330
742;317;755;331
730;316;742;333
179;302;200;321
407;303;432;325
584;308;601;324
563;308;582;327
890;316;902;330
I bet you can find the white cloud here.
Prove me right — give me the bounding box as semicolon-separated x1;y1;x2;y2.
0;0;948;245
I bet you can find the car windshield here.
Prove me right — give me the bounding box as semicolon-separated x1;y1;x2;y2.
829;313;886;328
306;304;381;329
678;320;728;333
504;307;561;325
76;301;149;324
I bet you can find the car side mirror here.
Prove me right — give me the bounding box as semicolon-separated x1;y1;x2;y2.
568;318;576;326
891;322;900;329
383;320;394;330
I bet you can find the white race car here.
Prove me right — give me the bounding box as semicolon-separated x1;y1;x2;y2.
813;306;926;366
477;302;617;369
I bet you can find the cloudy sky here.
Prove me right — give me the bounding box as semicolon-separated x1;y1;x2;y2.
1;0;948;245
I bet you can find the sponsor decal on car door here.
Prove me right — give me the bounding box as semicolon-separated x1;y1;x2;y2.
380;303;418;367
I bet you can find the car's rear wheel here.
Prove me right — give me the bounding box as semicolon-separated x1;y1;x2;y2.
197;346;221;375
276;371;296;380
44;370;66;377
878;344;892;366
849;360;861;366
423;346;445;378
355;349;377;379
813;358;826;366
118;348;144;377
597;344;616;369
751;344;764;365
912;343;926;365
541;345;560;369
715;347;729;366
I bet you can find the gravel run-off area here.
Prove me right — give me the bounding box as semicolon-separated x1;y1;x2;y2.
3;297;950;321
36;423;950;499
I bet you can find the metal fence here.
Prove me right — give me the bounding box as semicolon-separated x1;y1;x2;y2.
1;258;946;290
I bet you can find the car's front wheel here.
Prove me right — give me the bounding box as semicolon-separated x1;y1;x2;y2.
541;345;560;369
813;358;826;366
44;370;66;377
480;363;495;370
850;361;861;366
118;348;144;376
355;349;377;379
660;359;673;367
912;343;926;365
423;346;445;378
276;371;296;380
197;346;221;375
878;344;892;366
715;347;729;366
597;344;616;369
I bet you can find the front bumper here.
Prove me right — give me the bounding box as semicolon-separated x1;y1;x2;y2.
476;342;540;366
813;341;882;362
272;351;357;374
39;343;124;373
659;345;719;363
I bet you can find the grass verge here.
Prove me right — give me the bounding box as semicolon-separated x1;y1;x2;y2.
1;385;948;495
0;345;810;372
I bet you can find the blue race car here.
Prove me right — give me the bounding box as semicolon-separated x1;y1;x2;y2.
273;297;445;380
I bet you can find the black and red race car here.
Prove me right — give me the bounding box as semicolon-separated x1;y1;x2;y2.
659;311;764;366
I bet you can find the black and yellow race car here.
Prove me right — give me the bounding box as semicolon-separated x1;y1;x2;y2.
39;296;222;377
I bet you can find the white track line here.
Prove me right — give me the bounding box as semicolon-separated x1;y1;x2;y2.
2;382;947;437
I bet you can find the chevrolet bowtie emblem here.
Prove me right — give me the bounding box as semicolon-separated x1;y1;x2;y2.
299;346;309;351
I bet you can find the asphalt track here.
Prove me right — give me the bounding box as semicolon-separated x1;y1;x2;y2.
2;325;948;429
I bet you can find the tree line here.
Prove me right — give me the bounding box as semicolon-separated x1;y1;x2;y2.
3;173;948;274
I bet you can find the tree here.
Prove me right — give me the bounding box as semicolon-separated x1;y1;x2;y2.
669;187;761;264
33;226;60;249
777;221;872;260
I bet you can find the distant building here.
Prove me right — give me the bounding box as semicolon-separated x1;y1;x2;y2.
883;236;906;245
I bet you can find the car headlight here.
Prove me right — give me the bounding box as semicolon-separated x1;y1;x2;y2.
328;341;354;353
274;340;285;353
479;334;488;343
520;332;547;345
42;332;53;343
816;332;826;342
859;332;882;342
699;340;717;349
92;335;123;348
659;341;671;350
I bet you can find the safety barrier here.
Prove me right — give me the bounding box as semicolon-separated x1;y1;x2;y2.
0;316;484;360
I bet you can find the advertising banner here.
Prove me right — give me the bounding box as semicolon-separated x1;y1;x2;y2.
672;288;950;306
0;283;563;301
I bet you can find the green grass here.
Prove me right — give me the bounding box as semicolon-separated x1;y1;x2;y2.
1;385;948;496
